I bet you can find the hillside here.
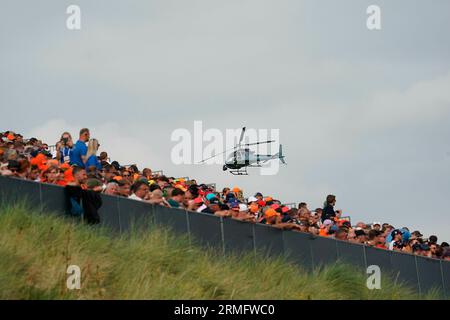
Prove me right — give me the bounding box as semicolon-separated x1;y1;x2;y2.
0;202;435;300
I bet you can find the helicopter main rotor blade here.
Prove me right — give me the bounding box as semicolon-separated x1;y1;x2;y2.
198;146;237;163
238;127;246;146
243;140;275;147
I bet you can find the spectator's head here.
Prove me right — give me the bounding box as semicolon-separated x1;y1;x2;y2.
376;234;386;247
335;228;348;241
391;229;403;242
368;229;380;241
157;176;170;189
142;168;152;179
7;160;20;176
99;151;108;161
372;222;381;231
298;202;307;209
411;230;423;240
104;182;119;196
222;187;230;197
428;235;438;244
122;170;132;180
27;165;40;181
264;208;279;225
208;197;221;212
43;166;60;184
59;132;73;146
184;185;198;200
103;164;117;181
171;188;185;203
326;194;336;206
131;180;149;200
72;166;87;185
118;180;131;197
443;249;450;261
79;128;90;142
254;192;263;200
151;188;163;199
86;139;100;158
87;178;102;191
354;229;367;243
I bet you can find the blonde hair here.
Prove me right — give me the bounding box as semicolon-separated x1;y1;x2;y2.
86;139;99;159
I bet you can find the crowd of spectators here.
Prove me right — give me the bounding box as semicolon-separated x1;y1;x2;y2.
1;128;449;261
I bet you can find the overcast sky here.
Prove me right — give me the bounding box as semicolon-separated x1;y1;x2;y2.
1;0;449;241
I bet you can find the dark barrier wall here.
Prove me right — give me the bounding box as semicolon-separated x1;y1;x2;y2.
0;176;449;298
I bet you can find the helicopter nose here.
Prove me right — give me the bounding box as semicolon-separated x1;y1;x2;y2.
223;165;228;171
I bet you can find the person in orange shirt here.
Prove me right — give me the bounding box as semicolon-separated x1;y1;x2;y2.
319;219;334;237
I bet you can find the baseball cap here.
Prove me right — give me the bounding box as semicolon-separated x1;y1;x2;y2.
270;203;280;210
412;230;423;238
264;208;279;219
322;219;334;227
193;197;203;204
205;193;216;201
391;229;403;237
247;196;258;203
239;204;248;212
209;198;220;205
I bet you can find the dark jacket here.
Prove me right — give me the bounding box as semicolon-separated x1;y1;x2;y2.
65;185;102;224
321;204;336;222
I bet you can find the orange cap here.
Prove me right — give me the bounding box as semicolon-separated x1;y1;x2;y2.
264;208;279;218
249;203;259;213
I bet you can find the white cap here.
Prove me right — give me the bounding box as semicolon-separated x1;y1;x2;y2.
239;204;248;212
372;222;381;227
247;196;258;203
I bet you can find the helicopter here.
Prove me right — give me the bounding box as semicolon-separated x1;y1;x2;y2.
199;127;286;175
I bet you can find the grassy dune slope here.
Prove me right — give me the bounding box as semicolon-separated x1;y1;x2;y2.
0;203;435;300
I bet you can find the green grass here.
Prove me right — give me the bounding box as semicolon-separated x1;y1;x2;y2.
0;202;439;300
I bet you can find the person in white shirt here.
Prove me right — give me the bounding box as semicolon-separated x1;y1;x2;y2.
128;180;149;201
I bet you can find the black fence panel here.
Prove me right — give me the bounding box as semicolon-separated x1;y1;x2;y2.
416;256;445;296
98;194;121;233
253;224;284;257
222;218;254;254
309;236;338;269
187;212;223;249
282;231;313;271
0;176;41;209
441;260;450;300
364;246;392;273
118;198;154;233
390;252;419;292
336;241;366;270
154;205;188;235
40;183;66;216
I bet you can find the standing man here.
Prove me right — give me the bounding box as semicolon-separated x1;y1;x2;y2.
321;194;337;222
70;128;90;168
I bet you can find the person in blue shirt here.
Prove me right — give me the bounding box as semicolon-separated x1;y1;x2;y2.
85;138;102;171
56;132;74;164
70;128;90;167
